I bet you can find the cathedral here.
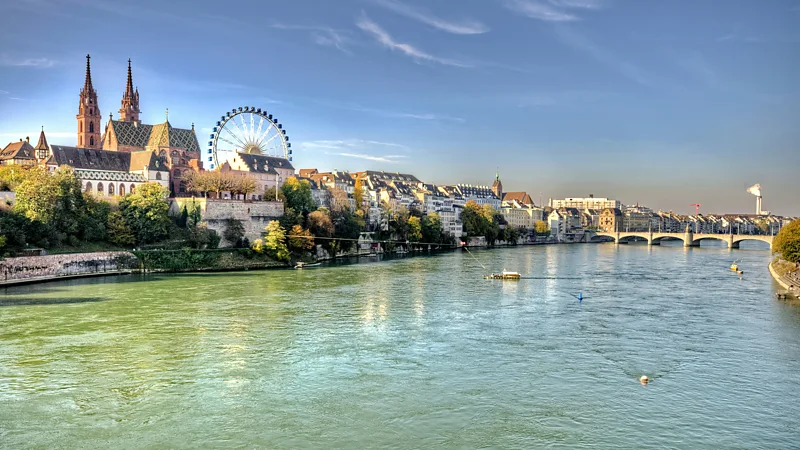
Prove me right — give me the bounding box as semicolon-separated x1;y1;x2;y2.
6;54;201;197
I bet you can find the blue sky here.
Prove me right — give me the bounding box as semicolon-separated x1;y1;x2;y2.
1;0;798;215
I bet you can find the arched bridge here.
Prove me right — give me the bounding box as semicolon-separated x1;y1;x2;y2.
592;231;773;250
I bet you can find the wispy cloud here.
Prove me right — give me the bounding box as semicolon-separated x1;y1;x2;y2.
333;153;402;163
0;90;8;95
371;0;489;35
271;23;356;54
0;56;56;68
311;99;465;122
554;26;654;86
301;139;409;163
301;139;408;151
356;14;471;67
503;0;602;22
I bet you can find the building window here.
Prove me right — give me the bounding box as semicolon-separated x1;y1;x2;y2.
90;136;94;146
89;122;94;133
79;122;83;133
119;184;125;196
109;183;114;195
156;172;162;180
90;108;93;115
130;184;136;194
97;182;104;195
85;182;92;192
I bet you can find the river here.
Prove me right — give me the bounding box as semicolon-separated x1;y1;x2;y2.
1;242;799;448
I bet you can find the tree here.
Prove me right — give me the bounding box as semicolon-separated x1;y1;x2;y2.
118;182;170;244
107;211;135;246
534;220;550;236
461;201;489;238
264;186;286;202
281;177;316;213
0;165;31;191
774;219;800;263
279;207;304;231
287;224;315;254
252;220;290;262
183;171;211;197
80;194;111;242
223;218;246;247
389;206;410;240
421;212;444;244
308;209;334;237
354;176;366;213
408;216;422;242
329;187;351;214
188;224;220;249
231;175;257;201
503;226;521;244
14;166;86;245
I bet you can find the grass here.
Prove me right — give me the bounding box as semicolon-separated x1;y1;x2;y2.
773;258;799;278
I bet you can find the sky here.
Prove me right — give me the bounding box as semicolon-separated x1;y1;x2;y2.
0;0;798;215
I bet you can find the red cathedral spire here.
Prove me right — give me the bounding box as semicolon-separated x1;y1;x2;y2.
119;58;141;124
77;54;101;149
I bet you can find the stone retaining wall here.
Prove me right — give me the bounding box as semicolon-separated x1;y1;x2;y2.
170;198;284;246
0;252;137;283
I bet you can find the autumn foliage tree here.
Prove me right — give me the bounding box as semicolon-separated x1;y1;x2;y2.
774;219;800;263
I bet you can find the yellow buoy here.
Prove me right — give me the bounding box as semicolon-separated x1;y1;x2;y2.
640;375;649;385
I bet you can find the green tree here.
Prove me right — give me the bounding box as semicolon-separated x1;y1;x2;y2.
14;166;86;245
774;219;800;263
281;177;316;213
408;216;422;242
188;224;220;249
119;182;170;244
461;201;489;238
421;212;444;244
107;211;135;246
80;194;111;242
279;207;304;231
0;165;31;191
253;221;290;262
223;218;246;247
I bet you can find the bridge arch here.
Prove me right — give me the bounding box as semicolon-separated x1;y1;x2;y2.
691;236;729;247
590;235;615;244
618;235;649;244
651;236;685;245
731;236;772;250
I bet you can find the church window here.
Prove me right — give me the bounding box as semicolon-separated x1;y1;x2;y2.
156;172;162;180
97;182;104;195
119;184;125;196
90;136;94;146
79;122;83;132
89;122;94;133
109;183;114;195
90;108;93;115
85;182;92;192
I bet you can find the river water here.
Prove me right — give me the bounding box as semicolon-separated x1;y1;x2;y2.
1;243;799;448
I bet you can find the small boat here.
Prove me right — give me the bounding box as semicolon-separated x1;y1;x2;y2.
484;270;522;280
295;262;321;269
730;262;739;271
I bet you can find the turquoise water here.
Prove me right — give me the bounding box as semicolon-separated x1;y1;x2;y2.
1;243;798;448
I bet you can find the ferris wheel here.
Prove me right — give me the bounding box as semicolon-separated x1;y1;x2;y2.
206;106;292;169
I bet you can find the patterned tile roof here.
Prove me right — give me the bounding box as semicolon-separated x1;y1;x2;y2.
109;120;153;147
107;120;200;153
74;169;146;183
365;170;420;183
0;140;36;161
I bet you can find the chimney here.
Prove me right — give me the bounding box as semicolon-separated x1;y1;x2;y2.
757;196;762;216
26;136;30;143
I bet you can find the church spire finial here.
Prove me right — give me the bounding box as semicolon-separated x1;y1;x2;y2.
496;167;499;181
125;58;134;98
165;108;169;122
84;54;93;92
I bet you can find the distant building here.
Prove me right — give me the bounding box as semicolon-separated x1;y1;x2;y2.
220;153;294;200
0;138;37;167
491;171;503;199
550;196;622;211
457;184;501;209
599;208;622;232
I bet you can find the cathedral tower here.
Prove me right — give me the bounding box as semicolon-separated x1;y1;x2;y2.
118;59;141;124
77;54;101;149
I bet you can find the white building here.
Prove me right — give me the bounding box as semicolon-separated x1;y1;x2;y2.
550;196;622;211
